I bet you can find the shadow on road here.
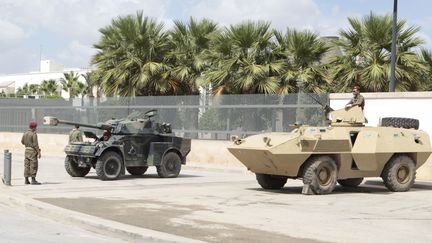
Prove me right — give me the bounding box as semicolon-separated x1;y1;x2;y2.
83;173;202;181
245;179;432;195
364;180;432;191
246;185;392;195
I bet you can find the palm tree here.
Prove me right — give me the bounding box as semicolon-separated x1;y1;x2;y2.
419;49;432;90
166;17;219;95
273;28;330;93
76;81;88;98
16;83;31;97
60;71;80;98
29;84;40;95
81;71;99;98
40;79;59;97
91;11;172;96
330;12;427;92
199;21;283;94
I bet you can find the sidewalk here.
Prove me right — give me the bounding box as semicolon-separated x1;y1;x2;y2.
0;185;200;243
0;154;212;243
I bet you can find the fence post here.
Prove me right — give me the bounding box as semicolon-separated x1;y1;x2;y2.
3;149;11;186
31;108;36;121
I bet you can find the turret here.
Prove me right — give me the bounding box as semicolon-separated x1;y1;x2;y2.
329;106;366;126
43;109;172;135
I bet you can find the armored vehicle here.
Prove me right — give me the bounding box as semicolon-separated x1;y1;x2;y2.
228;106;432;195
43;110;191;180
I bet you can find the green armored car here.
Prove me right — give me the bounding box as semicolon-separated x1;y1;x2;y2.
43;110;191;180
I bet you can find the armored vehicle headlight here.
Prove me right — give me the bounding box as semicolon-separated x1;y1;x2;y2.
231;135;239;142
43;116;59;126
231;135;244;145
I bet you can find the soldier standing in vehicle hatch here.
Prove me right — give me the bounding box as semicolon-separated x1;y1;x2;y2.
69;124;83;143
21;121;41;185
345;85;365;110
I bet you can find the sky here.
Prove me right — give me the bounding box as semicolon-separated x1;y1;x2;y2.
1;0;431;74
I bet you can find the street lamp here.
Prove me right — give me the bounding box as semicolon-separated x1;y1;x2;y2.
296;80;306;125
389;0;398;92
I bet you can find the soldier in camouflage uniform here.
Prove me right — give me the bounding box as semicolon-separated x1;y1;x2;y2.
69;125;83;143
69;124;85;167
346;85;365;110
21;121;41;185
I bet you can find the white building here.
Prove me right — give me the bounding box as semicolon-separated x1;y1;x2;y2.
0;60;93;98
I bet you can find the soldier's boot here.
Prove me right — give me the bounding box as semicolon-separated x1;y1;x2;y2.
31;177;41;185
24;177;30;185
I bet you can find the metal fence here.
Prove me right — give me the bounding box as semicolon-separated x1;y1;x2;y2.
0;93;329;140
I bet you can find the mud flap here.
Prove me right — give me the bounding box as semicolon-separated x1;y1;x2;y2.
302;184;314;195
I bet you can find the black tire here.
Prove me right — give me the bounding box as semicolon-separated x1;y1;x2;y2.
126;166;148;176
302;156;338;195
256;173;288;189
381;117;419;129
64;156;90;177
157;152;181;178
382;155;416;192
95;151;123;180
337;178;363;187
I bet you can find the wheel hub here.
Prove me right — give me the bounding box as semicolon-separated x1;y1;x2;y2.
396;166;409;184
167;160;175;171
318;167;331;186
105;159;119;175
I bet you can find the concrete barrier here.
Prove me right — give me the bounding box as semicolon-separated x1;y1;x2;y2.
1;132;430;180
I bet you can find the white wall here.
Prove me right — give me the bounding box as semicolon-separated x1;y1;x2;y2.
330;92;432;135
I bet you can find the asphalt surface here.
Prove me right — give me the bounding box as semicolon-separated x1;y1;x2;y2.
1;154;432;242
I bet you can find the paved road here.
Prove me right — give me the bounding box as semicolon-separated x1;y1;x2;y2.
0;203;124;243
2;154;432;242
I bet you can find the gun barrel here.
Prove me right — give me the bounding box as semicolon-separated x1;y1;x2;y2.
43;116;111;130
57;120;102;129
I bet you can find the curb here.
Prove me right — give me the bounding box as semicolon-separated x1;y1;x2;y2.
0;185;204;243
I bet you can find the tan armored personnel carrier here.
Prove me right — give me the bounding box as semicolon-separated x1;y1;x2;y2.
228;106;432;195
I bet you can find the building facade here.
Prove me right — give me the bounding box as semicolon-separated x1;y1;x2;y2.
0;60;92;98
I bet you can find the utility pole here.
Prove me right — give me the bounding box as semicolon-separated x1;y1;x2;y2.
389;0;398;92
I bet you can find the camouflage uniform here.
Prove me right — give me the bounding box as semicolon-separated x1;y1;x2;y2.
348;94;365;110
21;129;40;178
69;128;83;143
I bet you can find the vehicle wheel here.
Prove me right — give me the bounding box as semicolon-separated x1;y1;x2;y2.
95;151;123;180
256;173;287;189
157;152;181;178
303;156;338;195
381;117;419;129
337;178;363;187
382;155;416;192
126;166;148;176
64;156;90;177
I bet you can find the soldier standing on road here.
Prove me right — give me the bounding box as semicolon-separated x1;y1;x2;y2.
69;125;83;143
345;85;365;110
21;121;41;185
